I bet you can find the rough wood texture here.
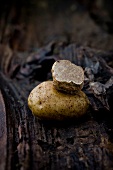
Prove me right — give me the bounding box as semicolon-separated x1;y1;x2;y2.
1;43;113;170
0;74;113;170
1;1;113;170
0;90;7;170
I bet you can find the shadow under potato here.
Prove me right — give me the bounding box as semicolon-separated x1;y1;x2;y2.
36;110;91;128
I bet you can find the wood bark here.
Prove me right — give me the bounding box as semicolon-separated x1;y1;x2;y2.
0;43;113;170
0;1;113;169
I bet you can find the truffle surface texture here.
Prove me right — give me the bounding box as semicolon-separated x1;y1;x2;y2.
52;60;84;94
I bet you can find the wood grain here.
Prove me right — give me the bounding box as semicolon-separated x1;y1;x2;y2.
0;90;7;170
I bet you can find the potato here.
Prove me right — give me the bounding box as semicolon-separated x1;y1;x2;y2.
28;81;89;120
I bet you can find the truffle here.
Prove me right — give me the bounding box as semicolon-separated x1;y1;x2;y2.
52;60;84;94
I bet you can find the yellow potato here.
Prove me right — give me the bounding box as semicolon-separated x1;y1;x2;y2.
28;81;89;120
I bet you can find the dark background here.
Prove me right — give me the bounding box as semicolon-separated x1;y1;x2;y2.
0;0;113;51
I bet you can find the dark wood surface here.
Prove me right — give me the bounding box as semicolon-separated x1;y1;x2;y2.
0;90;7;170
1;44;113;170
1;1;113;170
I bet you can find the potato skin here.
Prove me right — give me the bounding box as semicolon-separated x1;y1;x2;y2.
28;81;89;120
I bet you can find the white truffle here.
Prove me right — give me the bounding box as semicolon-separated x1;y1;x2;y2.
28;81;89;120
52;60;84;94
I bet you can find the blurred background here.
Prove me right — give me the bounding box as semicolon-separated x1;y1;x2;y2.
0;0;113;51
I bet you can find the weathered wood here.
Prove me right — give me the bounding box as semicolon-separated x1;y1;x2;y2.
0;1;113;169
0;90;7;170
0;72;31;170
1;43;113;169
